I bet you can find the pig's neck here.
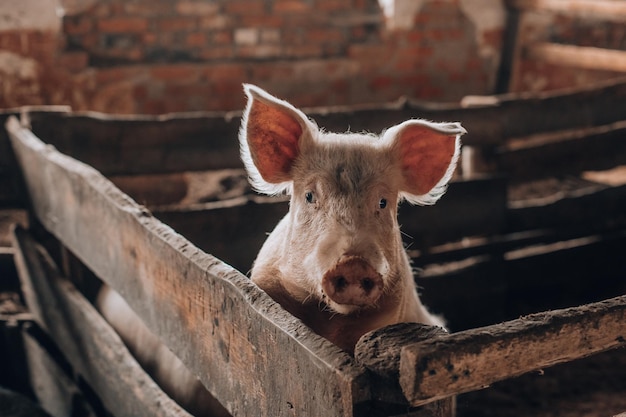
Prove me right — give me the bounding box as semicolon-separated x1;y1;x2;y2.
257;269;423;353
252;217;439;353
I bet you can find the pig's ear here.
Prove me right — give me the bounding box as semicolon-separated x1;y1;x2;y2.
239;84;315;195
384;120;465;205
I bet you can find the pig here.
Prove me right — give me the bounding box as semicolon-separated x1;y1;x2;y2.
97;84;464;416
241;84;464;352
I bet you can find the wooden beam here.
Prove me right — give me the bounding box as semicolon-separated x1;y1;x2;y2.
398;295;626;406
22;325;98;417
17;77;626;161
12;226;191;417
497;121;626;181
6;116;370;417
527;43;626;73
509;0;626;21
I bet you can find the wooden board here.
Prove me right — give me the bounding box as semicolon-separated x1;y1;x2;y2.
18;78;626;178
12;226;192;417
416;230;626;331
22;324;98;417
508;183;626;233
26;111;243;176
7;116;373;417
526;43;626;73
498;121;626;181
353;296;626;407
508;0;626;21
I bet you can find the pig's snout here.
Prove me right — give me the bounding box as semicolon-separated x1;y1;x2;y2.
322;256;383;308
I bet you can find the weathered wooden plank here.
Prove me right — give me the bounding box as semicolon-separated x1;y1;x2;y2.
527;43;626;73
22;324;98;417
19;77;626;177
498;121;626;181
12;226;192;417
6;116;370;417
26;111;243;176
398;176;507;249
417;230;626;331
397;295;626;406
508;182;626;233
508;0;626;21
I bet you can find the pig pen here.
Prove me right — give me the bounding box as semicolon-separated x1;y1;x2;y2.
1;78;626;417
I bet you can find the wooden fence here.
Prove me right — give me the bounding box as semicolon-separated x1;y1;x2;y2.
2;77;626;416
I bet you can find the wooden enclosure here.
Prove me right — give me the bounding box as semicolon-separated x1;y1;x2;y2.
1;78;626;416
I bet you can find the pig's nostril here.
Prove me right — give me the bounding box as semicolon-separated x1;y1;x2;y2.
334;276;348;291
361;278;374;292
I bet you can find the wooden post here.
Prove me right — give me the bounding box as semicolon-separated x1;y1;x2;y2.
355;323;454;417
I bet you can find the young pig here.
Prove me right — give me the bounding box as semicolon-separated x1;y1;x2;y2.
241;85;465;352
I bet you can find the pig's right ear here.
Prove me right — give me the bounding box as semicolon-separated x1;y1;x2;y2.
384;119;465;205
239;84;315;195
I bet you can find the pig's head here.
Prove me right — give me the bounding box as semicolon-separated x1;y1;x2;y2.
240;84;464;317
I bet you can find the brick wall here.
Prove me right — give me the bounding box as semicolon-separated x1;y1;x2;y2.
509;6;626;93
1;0;508;114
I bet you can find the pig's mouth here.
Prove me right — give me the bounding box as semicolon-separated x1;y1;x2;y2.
321;256;384;314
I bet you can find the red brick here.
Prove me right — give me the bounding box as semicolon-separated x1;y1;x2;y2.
306;28;345;44
64;18;93;35
176;1;220;16
57;52;89;73
151;65;201;81
201;64;246;81
157;17;195;32
239;15;284;27
225;1;265;15
283;44;324;58
96;66;147;84
316;0;350;12
185;32;207;47
123;3;173;16
369;76;393;91
199;15;231;30
198;46;234;61
142;32;158;45
211;30;233;44
273;0;311;13
98;17;149;33
237;44;282;59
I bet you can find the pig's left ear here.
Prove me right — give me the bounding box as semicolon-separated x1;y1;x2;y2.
384;120;465;205
239;84;316;195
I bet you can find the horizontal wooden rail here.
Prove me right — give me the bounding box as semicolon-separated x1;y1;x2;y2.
509;0;626;21
6;115;369;417
398;295;626;405
20;77;626;166
498;120;626;181
527;43;626;73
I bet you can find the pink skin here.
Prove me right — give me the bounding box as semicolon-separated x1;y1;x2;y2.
241;84;465;352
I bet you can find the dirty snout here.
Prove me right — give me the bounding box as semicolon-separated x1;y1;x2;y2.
321;256;383;311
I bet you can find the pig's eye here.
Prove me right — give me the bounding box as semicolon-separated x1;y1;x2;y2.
379;198;387;209
305;191;316;204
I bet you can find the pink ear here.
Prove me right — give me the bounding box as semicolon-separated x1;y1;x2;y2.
244;88;304;184
390;120;464;202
